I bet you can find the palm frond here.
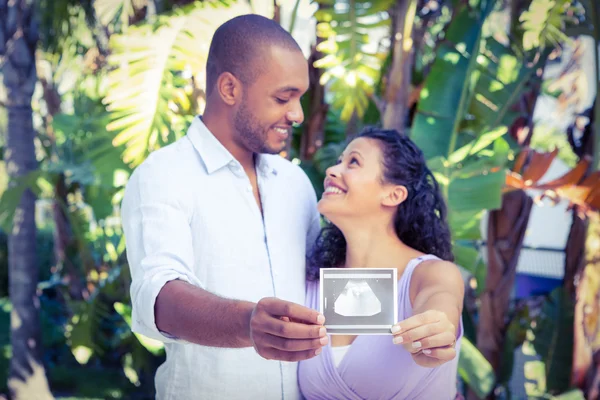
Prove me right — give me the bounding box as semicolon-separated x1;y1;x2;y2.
94;0;149;27
38;0;95;52
519;0;583;51
313;0;394;121
103;1;249;167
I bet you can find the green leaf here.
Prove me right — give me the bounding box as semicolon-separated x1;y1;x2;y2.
449;156;505;180
298;161;326;199
520;0;571;51
461;307;477;345
0;170;46;232
104;1;249;167
94;0;147;27
85;184;121;221
524;360;547;397
499;308;531;385
38;0;95;53
412;0;495;160
447;126;507;165
313;142;346;175
530;287;575;394
472;258;487;297
114;302;165;356
411;5;542;227
312;0;394;121
551;389;587;400
492;136;510;164
463;41;537;136
66;298;111;362
52;108;129;221
448;170;505;212
452;242;486;295
453;243;479;273
458;337;496;398
449;209;485;241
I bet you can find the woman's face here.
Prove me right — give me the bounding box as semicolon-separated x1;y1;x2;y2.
318;138;402;222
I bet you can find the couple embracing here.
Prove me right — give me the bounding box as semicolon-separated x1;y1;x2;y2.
121;13;464;400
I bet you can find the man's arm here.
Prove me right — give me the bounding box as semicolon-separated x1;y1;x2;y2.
156;281;328;361
123;161;327;360
410;260;464;337
155;280;255;347
391;260;464;367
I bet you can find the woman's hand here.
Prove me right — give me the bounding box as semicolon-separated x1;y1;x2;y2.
391;309;457;368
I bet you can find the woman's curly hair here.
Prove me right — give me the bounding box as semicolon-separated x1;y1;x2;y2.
307;127;454;280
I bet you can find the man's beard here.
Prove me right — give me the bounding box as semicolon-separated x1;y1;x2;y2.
234;101;279;154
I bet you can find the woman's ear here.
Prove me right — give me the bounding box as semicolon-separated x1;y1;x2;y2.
382;185;408;207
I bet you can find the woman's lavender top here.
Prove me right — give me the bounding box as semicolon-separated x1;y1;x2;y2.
298;255;463;400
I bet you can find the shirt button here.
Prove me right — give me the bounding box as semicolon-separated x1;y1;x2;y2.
247;185;252;192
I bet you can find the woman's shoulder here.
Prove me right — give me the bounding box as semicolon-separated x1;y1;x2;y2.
411;258;463;287
408;257;464;305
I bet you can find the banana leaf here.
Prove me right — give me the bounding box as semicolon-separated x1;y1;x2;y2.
458;337;496;399
411;0;496;160
531;287;575;394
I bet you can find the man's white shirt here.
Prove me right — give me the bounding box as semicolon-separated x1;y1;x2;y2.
121;117;321;400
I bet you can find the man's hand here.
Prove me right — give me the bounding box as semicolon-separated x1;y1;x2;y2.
391;309;457;368
249;297;328;362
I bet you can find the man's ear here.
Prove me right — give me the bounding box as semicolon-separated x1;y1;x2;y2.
382;185;408;207
216;72;242;106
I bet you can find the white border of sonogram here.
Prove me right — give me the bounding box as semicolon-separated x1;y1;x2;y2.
319;268;398;335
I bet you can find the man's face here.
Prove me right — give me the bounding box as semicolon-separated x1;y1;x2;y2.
233;46;309;154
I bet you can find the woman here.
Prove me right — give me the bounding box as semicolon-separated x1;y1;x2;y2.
298;127;464;400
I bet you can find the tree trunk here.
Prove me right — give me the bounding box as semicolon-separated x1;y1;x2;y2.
1;0;54;398
272;0;281;25
576;213;600;400
475;190;533;399
292;0;328;161
564;211;588;297
381;0;417;132
299;43;327;160
591;0;600;172
566;101;596;392
583;4;600;395
566;209;592;390
586;351;600;400
40;76;86;300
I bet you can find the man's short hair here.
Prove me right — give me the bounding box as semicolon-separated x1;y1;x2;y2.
205;14;302;96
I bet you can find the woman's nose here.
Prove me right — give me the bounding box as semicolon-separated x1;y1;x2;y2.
326;164;340;178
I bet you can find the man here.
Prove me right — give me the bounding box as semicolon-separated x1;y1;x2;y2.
121;14;327;400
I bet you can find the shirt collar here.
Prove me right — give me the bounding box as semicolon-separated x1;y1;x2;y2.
187;116;277;177
255;153;277;178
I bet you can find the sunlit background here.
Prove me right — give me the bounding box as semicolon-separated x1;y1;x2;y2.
0;0;599;399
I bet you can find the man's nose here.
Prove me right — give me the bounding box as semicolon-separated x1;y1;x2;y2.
287;106;304;126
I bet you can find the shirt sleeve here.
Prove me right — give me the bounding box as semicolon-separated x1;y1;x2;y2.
121;159;204;343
